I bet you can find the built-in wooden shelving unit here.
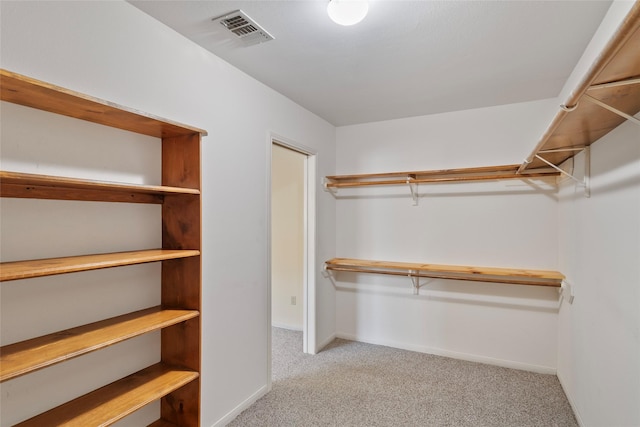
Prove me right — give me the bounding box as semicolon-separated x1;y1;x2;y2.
0;69;205;426
325;258;564;288
520;2;640;171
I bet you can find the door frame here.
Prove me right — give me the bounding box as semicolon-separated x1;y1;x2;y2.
267;132;317;388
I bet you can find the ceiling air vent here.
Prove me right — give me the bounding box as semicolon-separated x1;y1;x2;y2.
213;10;274;46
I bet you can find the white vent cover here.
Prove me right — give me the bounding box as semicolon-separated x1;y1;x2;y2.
213;10;274;46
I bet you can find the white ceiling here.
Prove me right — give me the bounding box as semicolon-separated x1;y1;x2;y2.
129;1;612;126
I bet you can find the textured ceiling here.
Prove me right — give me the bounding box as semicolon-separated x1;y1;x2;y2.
130;1;612;126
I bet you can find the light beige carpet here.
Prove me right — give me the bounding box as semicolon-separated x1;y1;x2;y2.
228;328;577;426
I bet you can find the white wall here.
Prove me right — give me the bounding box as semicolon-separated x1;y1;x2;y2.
335;99;563;373
557;119;640;427
271;145;305;331
0;2;335;426
552;2;640;425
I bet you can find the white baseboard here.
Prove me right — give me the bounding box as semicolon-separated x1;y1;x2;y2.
316;332;336;353
271;322;302;331
336;332;556;375
211;384;268;427
557;370;584;426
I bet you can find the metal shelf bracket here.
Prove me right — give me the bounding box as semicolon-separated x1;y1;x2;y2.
583;94;640;127
322;177;337;195
535;146;590;198
409;270;427;295
560;280;575;304
407;179;418;206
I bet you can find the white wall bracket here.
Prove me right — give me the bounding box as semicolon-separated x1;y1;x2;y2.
321;264;337;287
409;271;427;295
407;179;419;206
560;280;575;304
534;146;590;198
322;177;337;195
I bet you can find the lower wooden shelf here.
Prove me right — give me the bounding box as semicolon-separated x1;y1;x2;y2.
0;307;199;382
325;258;564;287
0;249;201;282
14;363;198;427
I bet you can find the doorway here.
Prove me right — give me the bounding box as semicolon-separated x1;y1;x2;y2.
268;135;317;385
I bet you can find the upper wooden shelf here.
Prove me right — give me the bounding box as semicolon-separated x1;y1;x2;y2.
0;306;199;382
14;362;198;427
325;258;564;287
326;164;559;189
0;170;200;204
0;249;200;282
521;3;640;170
0;69;207;138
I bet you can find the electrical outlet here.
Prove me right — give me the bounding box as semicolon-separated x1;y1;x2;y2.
291;296;296;305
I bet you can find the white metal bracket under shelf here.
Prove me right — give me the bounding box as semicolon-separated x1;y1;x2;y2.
407;178;419;206
322;177;338;195
583;94;640;127
533;146;591;198
409;270;427;295
559;280;575;304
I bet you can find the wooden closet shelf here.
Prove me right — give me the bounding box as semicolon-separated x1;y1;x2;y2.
325;164;559;188
325;258;564;287
0;69;207;138
521;3;640;171
0;170;200;203
14;362;198;427
0;249;200;282
0;306;199;382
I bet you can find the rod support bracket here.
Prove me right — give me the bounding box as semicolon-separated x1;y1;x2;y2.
560;280;575;304
535;146;590;198
409;271;426;295
407;179;418;206
323;177;337;195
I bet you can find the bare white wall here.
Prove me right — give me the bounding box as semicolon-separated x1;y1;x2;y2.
271;145;305;331
0;2;335;426
335;99;563;373
554;2;639;425
557;119;640;427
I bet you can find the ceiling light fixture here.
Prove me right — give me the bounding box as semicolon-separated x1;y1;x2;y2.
327;0;369;26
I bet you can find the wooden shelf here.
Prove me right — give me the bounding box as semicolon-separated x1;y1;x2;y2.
522;3;640;170
0;69;207;138
326;164;559;188
0;170;200;204
0;307;198;382
1;69;204;425
325;258;564;287
14;363;198;427
0;249;200;282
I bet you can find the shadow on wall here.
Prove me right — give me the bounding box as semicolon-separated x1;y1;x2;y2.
332;272;560;314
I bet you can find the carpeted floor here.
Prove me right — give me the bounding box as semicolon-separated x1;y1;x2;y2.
227;328;578;426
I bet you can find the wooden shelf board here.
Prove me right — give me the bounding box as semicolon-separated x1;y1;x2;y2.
0;249;200;282
1;170;199;203
522;5;640;171
14;363;198;427
0;69;207;138
326;258;564;287
326;165;559;188
0;307;199;382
